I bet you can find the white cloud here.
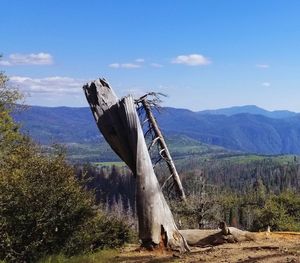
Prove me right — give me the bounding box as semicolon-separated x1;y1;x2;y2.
121;63;141;68
109;63;141;69
261;82;271;87
0;53;53;66
1;60;10;66
172;54;211;66
150;63;163;68
135;58;145;63
9;76;84;95
109;63;121;68
256;64;270;69
0;60;10;66
0;60;11;66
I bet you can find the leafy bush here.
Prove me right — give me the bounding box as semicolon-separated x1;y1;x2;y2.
0;141;95;262
63;211;135;256
0;74;136;262
0;128;135;262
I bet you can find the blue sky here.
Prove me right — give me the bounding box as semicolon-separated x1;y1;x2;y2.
1;0;300;111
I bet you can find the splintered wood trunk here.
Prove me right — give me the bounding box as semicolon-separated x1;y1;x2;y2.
83;79;189;252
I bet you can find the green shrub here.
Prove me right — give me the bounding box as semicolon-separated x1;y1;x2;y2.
63;211;135;256
0;141;95;262
252;192;300;232
0;140;136;262
0;86;136;261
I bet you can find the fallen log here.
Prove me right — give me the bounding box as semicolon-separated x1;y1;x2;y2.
180;222;256;247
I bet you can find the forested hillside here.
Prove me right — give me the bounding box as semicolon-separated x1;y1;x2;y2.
157;107;300;154
14;105;300;156
77;153;300;232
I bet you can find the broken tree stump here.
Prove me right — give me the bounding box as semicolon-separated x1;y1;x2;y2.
83;78;189;252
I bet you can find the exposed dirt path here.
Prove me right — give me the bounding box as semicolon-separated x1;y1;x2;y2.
112;232;300;263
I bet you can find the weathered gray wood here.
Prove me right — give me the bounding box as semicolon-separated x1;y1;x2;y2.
140;98;186;201
180;223;255;247
83;78;189;252
180;228;255;246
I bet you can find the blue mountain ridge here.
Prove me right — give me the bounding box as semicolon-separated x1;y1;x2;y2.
13;105;300;155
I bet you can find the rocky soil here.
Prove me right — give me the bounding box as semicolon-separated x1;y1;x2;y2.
112;232;300;263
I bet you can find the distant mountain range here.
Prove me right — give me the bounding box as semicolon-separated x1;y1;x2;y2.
13;105;300;155
198;105;298;119
14;106;99;144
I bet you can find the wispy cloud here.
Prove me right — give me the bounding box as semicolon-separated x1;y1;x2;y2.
261;82;271;87
0;60;11;66
172;54;211;66
109;58;165;69
9;76;84;95
0;53;53;66
109;63;121;68
109;63;141;69
150;63;163;68
256;64;270;69
135;58;145;63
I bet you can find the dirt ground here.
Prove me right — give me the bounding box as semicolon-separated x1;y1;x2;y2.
112;232;300;263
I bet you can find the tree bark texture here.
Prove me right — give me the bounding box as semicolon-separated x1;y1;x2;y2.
83;78;189;252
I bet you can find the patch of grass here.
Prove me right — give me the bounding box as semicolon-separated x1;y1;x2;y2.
221;154;266;164
39;249;119;263
272;155;298;165
211;154;299;165
94;161;126;167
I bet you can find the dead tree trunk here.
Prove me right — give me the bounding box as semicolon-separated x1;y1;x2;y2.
180;222;256;246
83;78;189;252
140;98;186;201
